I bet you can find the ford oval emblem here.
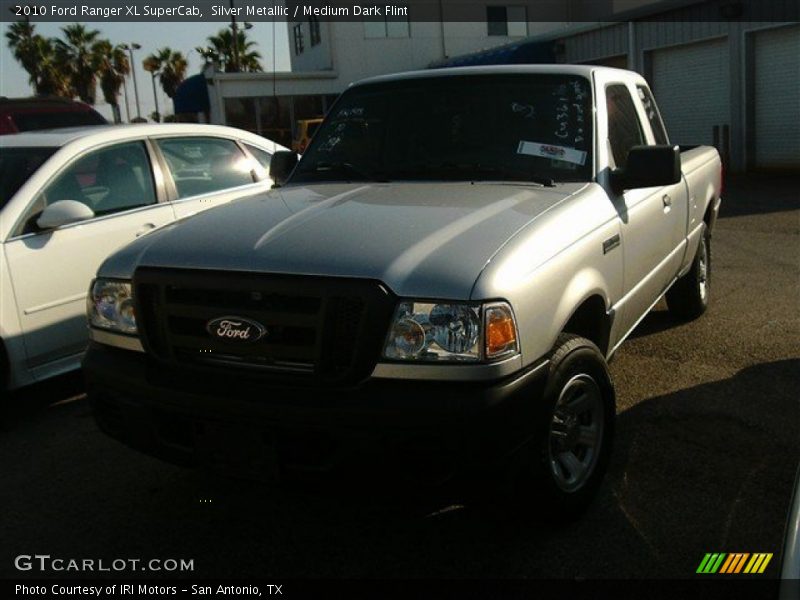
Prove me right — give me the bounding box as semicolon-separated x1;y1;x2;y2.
206;316;267;344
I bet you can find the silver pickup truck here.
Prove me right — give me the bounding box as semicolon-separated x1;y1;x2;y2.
84;66;722;517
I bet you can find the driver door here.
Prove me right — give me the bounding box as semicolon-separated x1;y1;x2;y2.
4;139;174;375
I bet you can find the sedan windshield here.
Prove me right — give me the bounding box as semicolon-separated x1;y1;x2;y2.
0;146;57;207
292;74;593;185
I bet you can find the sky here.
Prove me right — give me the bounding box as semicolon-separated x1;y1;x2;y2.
0;21;291;121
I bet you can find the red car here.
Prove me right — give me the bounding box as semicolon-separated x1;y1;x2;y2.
0;97;107;135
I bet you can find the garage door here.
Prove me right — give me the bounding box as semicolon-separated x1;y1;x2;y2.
754;25;800;169
651;38;730;146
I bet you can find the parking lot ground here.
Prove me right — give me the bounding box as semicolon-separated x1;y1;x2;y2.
1;174;798;581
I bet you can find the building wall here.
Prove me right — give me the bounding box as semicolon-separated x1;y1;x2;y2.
288;19;571;84
556;13;800;171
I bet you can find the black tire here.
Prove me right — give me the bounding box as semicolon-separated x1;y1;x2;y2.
666;223;711;320
515;333;615;519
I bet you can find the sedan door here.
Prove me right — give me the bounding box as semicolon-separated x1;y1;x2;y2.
4;139;174;375
154;136;271;220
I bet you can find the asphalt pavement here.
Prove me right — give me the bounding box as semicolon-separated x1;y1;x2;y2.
2;174;798;581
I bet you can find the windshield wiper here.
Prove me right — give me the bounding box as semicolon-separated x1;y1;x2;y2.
305;161;387;183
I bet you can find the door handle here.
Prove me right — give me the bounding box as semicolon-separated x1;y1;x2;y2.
662;194;672;209
136;223;157;237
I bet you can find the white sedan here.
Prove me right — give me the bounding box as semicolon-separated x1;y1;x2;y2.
0;123;289;391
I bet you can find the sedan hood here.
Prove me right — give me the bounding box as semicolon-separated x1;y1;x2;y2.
104;182;584;299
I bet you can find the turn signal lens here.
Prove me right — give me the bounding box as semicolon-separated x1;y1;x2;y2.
485;304;518;359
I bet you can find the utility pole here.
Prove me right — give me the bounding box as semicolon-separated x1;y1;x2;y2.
149;71;160;122
121;79;131;122
122;43;142;119
229;0;240;72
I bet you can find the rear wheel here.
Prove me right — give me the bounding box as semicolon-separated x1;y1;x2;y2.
515;334;615;519
666;224;711;320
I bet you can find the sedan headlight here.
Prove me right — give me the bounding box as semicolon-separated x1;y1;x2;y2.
87;279;137;335
382;301;518;363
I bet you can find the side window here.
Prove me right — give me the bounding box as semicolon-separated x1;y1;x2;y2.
156;137;255;200
34;141;156;226
243;143;272;170
636;85;669;145
606;84;645;169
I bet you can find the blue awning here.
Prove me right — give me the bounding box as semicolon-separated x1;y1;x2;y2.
431;40;554;68
173;73;210;115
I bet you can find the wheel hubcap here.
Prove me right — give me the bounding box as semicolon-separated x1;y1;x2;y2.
698;238;708;302
548;373;605;492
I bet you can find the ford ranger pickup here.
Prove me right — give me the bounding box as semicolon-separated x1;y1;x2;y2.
83;66;722;516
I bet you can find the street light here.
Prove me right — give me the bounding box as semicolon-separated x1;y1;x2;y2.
121;43;142;119
228;1;253;72
121;79;131;122
142;56;161;123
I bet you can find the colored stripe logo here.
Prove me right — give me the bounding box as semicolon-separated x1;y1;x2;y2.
697;553;773;574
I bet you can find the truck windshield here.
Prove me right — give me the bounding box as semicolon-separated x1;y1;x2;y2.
0;146;57;207
292;74;593;185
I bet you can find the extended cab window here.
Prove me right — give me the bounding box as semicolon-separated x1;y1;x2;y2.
293;74;593;184
156;137;255;199
606;84;645;169
636;85;669;145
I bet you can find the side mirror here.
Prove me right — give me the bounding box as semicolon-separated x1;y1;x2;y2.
269;151;299;187
36;200;95;230
611;145;681;192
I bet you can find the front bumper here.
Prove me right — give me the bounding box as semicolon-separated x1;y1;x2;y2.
84;342;549;484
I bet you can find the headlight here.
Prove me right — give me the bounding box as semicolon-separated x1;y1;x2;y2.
87;279;137;335
382;301;518;363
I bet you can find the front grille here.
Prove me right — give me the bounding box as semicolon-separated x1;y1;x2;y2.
133;268;395;385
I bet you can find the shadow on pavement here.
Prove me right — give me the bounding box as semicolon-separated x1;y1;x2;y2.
1;370;85;431
6;359;792;582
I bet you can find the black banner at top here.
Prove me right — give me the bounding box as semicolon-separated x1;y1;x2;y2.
1;0;798;23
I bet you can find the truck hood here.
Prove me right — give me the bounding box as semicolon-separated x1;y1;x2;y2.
103;182;585;299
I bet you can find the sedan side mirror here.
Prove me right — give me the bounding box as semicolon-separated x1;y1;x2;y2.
269;151;299;187
611;145;681;192
36;200;95;230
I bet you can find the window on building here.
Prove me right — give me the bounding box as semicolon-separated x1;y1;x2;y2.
364;18;410;38
487;6;527;36
636;85;669;145
309;17;321;46
293;24;304;55
606;84;645;169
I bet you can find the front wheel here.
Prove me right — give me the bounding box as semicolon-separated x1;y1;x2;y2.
515;334;615;519
666;223;711;320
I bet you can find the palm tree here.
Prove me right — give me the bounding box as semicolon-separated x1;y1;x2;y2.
143;47;188;98
5;20;70;97
54;24;103;104
96;40;130;123
196;26;262;73
157;50;188;98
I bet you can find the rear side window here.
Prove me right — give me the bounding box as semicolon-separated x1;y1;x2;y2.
156;137;255;199
606;84;645;169
636;85;669;145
